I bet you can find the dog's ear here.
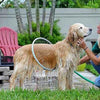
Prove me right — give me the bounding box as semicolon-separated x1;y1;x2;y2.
68;27;78;43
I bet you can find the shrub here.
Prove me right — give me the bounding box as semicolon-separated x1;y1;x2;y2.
84;1;99;8
76;63;86;71
85;64;99;76
18;32;40;46
18;20;64;46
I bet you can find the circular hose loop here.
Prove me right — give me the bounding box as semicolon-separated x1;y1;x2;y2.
32;37;54;71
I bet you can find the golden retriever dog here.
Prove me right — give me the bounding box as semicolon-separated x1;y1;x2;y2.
10;23;92;90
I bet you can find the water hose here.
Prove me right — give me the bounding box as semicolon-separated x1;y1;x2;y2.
74;71;95;85
32;37;95;85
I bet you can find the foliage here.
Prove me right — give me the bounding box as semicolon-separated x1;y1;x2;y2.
18;32;40;46
85;64;99;76
46;0;100;8
83;1;99;8
1;0;14;8
18;20;64;46
77;63;86;71
0;88;100;100
1;0;100;8
1;0;25;8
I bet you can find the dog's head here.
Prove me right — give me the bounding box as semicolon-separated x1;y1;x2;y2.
67;23;92;43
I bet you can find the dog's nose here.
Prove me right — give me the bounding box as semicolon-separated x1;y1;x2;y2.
89;28;92;32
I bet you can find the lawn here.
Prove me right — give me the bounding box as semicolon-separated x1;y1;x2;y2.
0;88;100;100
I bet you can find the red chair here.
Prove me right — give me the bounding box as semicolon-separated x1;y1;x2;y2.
0;27;21;66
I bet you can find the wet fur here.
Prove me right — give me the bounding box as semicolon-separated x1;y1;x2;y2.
10;23;91;90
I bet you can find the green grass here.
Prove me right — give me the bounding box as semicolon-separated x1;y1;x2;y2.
85;64;99;76
0;88;100;100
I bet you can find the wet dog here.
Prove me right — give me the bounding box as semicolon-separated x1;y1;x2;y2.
10;23;92;90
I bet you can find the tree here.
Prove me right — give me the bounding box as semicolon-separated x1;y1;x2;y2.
14;0;24;33
42;0;46;27
35;0;40;33
49;0;56;35
25;0;33;34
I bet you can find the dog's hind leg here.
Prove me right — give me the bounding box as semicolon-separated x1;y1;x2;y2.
10;69;18;90
10;64;26;90
19;72;26;89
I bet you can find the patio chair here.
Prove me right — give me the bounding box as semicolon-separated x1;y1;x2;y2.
0;27;21;67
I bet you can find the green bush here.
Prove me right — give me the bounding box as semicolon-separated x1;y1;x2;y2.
85;64;99;76
76;63;86;71
18;20;64;46
18;32;40;46
84;1;99;8
1;0;100;8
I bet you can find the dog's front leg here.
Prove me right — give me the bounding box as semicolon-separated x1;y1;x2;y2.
58;58;67;90
58;67;67;90
58;58;73;90
69;68;73;89
66;70;72;89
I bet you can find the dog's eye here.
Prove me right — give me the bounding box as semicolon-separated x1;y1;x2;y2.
79;27;83;29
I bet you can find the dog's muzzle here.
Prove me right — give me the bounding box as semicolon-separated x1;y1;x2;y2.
84;28;92;37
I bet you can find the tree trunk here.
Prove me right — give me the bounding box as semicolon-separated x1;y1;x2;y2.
35;0;40;33
42;0;46;27
14;0;24;33
49;0;56;35
25;0;33;34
